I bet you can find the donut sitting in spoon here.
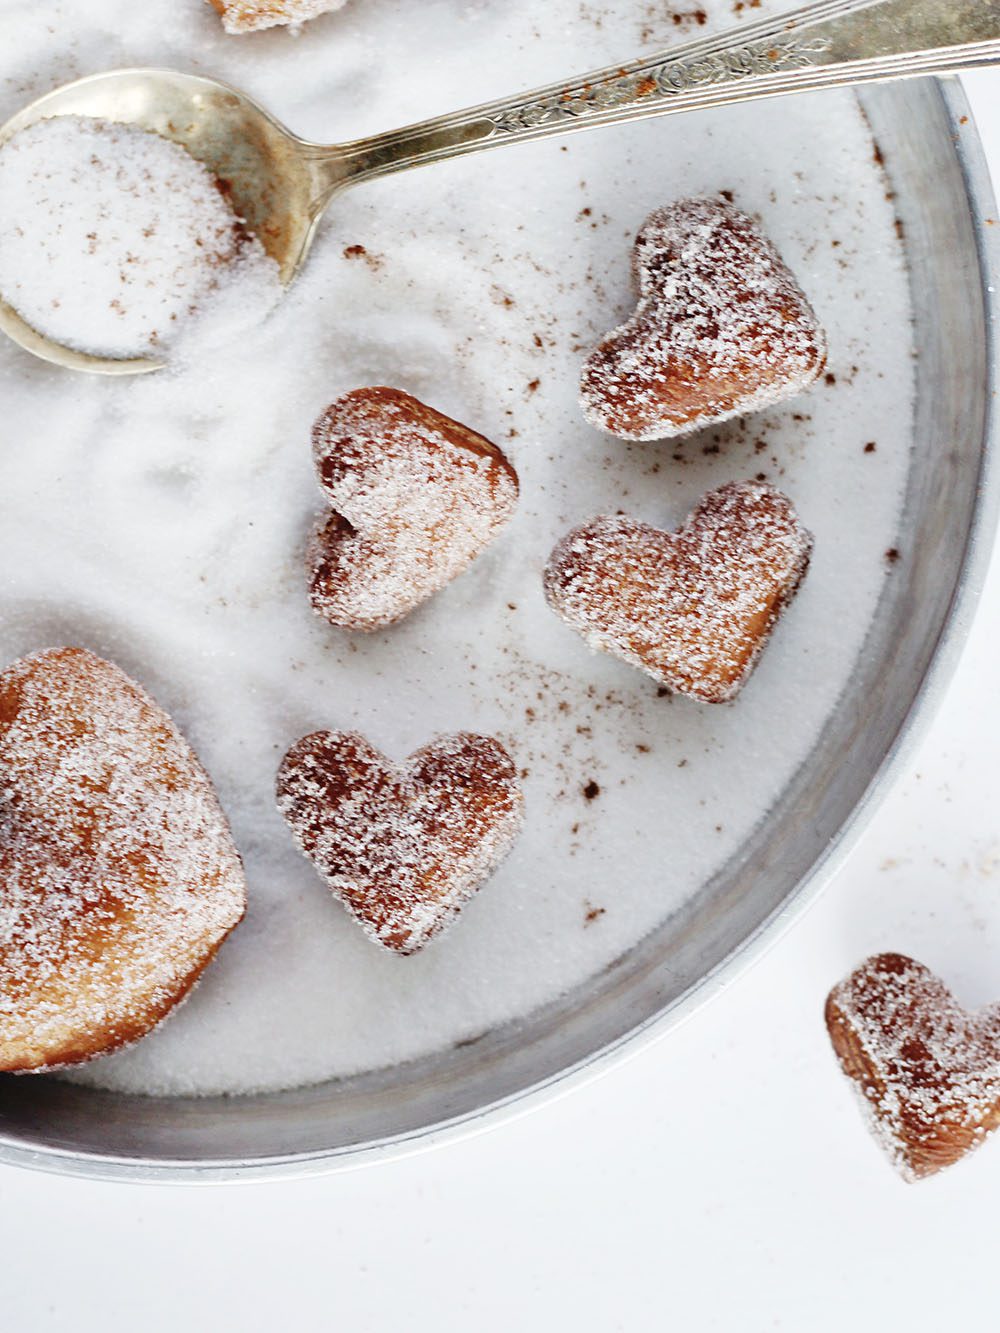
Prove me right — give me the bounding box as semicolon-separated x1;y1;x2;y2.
308;387;519;631
580;195;827;441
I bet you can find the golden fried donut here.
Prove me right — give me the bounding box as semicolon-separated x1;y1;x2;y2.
208;0;345;33
580;196;827;440
543;480;812;703
276;730;523;954
308;387;519;632
0;647;247;1072
826;953;1000;1181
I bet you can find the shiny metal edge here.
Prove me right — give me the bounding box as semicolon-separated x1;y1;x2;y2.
0;76;996;1184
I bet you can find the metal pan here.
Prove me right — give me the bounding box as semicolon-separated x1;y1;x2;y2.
0;75;995;1182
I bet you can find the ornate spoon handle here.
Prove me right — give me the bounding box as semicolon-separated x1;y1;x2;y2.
331;0;1000;188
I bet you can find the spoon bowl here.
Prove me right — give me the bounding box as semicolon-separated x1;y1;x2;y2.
0;0;997;374
0;68;343;374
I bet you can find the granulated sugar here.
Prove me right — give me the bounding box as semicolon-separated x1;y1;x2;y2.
0;115;281;360
0;0;914;1096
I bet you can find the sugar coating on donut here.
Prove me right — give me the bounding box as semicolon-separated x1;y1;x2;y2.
209;0;346;32
543;480;812;703
826;953;1000;1181
308;387;519;631
276;730;524;954
580;196;827;441
0;647;247;1073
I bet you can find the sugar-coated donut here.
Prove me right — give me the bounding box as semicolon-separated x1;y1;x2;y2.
308;387;519;632
276;729;523;954
209;0;346;33
826;953;1000;1181
543;480;812;703
580;196;827;441
0;647;246;1072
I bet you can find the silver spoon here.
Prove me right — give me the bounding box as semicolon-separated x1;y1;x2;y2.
0;0;997;375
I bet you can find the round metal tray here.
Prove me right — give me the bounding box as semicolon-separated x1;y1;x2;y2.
0;75;996;1183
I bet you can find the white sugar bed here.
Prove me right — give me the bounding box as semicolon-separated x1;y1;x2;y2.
0;0;913;1096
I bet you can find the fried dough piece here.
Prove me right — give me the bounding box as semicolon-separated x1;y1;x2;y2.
276;730;523;954
308;387;518;631
580;196;827;441
543;480;811;703
826;953;1000;1181
209;0;346;33
0;647;247;1072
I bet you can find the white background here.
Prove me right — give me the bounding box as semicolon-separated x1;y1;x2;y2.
1;70;999;1333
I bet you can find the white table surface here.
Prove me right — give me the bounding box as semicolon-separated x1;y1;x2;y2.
2;68;999;1333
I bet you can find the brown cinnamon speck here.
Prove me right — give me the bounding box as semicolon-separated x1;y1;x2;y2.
343;244;384;271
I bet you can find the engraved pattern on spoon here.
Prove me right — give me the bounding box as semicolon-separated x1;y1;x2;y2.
489;36;833;133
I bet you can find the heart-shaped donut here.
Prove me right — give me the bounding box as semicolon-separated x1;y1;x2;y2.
308;387;519;631
543;480;811;703
276;730;523;954
580;196;827;441
0;647;246;1073
209;0;344;33
826;953;1000;1180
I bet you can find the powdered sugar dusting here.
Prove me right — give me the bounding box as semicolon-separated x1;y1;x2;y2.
0;647;246;1072
580;196;827;441
210;0;347;33
826;954;1000;1181
309;388;519;630
277;731;524;954
0;115;281;360
544;482;812;702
